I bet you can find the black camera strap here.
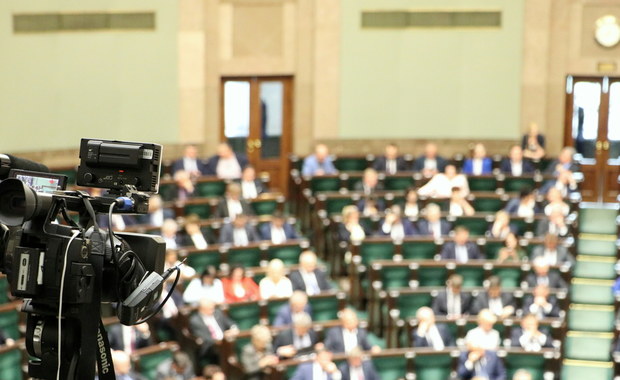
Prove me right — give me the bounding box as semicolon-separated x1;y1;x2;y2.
95;320;115;380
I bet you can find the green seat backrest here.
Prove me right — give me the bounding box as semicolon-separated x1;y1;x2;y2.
308;295;339;321
564;332;613;361
185;251;221;273
455;266;485;288
570;279;615;305
576;238;617;257
468;177;497;191
360;241;394;266
267;299;288;324
381;266;411;289
227;247;262;267
0;277;8;304
510;219;529;235
573;256;617;280
414;353;452;380
384;177;415;191
158;183;178;201
251;200;278;216
184;203;212;219
504;178;536;193
492;267;522;288
561;360;613;380
138;347;175;380
310;177;340;192
196;181;226;197
0;346;22;380
484;241;504;260
401;241;437;260
417;267;447;287
268;245;302;265
504;353;545;380
228;302;261;330
334;158;368;172
0;309;19;340
568;305;615;332
326;198;354;215
396;292;432;319
473;198;503;212
372;355;408;380
578;207;619;235
453;217;488;236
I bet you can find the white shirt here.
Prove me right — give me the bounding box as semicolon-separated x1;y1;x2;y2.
404;204;419;217
510;161;523;176
216;157;242;179
455;244;469;263
424;158;437;171
190;232;208;249
446;289;462;317
472;159;484;175
226;199;243;220
300;269;321;295
241;180;258;199
233;228;249;246
488;297;504;316
516;201;535;218
342;329;359;353
149;209;165;227
183;157;199;174
165;260;196;279
418;174;469;198
464;327;500;351
544;203;569;216
389;222;405;240
417;324;445;350
270;226;287;244
121;325;135;353
259;277;293;299
312;362;342;380
347;224;366;242
386;159;397;174
183;278;225;304
449;202;464;216
519;330;547;352
430;221;442;239
541;249;558;266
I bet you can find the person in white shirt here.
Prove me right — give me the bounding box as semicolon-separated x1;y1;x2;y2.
418;164;469;198
260;259;294;300
488;210;514;239
464;309;501;351
164;249;196;281
354;168;383;195
543;188;570;216
290;347;342;380
510;313;552;351
182;214;210;249
259;213;298;244
403;188;420;217
339;205;367;243
216;183;253;220
239;166;265;200
531;233;575;267
324;308;380;354
412;307;455;349
449;186;475;217
161;219;181;250
211;143;244;180
183;266;225;305
173;170;195;201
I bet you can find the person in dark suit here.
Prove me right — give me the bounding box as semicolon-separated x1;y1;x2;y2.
544;146;580;176
539;170;579;197
189;298;238;364
338;346;380;380
155;351;196;380
215;183;254;220
273;312;318;358
510;314;553;351
218;214;260;246
111;350;148;380
259;212;299;244
324;308;380;354
530;233;575;266
180;214;214;249
290;348;341;380
107;323;153;353
172;144;208;176
522;285;561;319
357;195;385;217
504;187;541;218
205;142;249;179
470;276;516;317
417;203;452;239
412;307;455;349
439;226;484;262
412;143;448;176
378;205;418;239
338;205;371;242
373;143;409;174
462;143;493;175
525;258;567;289
288;250;332;295
353;168;384;195
535;210;570;237
521;123;546;160
500;145;535;176
237;166;267;199
240;325;279;380
457;347;506;380
432;274;472;318
273;291;313;327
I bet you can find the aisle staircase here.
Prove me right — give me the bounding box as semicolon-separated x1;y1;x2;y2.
562;204;620;380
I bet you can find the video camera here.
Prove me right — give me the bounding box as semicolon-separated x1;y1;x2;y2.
0;139;172;380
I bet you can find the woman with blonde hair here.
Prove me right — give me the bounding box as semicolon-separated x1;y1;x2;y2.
259;258;293;299
337;205;368;243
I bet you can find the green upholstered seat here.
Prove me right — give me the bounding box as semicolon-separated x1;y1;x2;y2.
227;246;262;267
468;177;498;191
504;352;545;380
184;202;212;219
227;301;261;330
453;217;488;236
473;197;504;212
570;279;615;305
492;267;522;288
384;176;415;191
455;266;485;288
325;198;354;215
359;241;395;266
158;183;177;201
196;180;226;197
310;177;340;192
564;332;614;361
414;352;452;380
267;244;302;265
417;267;447;287
372;354;408;380
334;157;368;172
185;250;221;273
561;359;613;380
576;237;618;257
136;344;176;380
0;346;22;380
578;206;619;235
503;177;536;193
308;294;340;321
401;240;437;260
567;304;615;332
393;291;433;319
251;199;279;216
379;266;411;289
573;256;617;280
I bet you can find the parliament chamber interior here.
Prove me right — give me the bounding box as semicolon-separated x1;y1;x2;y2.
0;1;620;380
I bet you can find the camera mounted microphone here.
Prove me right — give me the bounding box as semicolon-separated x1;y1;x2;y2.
0;154;50;180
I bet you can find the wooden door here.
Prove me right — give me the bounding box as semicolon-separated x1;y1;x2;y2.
221;76;293;194
564;75;619;202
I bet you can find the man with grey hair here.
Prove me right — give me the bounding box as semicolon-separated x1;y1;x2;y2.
289;251;332;295
417;203;452;238
273;312;318;358
273;290;313;327
338;346;380;380
412;307;455;349
512;369;533;380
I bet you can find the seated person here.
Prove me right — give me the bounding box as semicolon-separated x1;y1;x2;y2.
412;307;455;349
338;205;369;243
545;146;580;176
290;347;341;380
289;251;332;295
107;322;153;354
161;219;182;250
378;204;417;240
273;312;318;359
522;284;561;319
531;233;574;267
164;249;196;281
439;226;484;263
357;195;384;217
238;166;267;199
183;266;225;305
470;276;515;317
541;169;578;197
301;143;337;176
418;164;469;198
324;308;380;354
218;214;260;246
203;367;226;380
338;346;381;380
216;183;254;220
221;265;260;303
172;144;208;177
136;194;174;227
504;187;540;218
543;188;570;216
536;208;570;237
273;291;313;327
205;142;249;179
259;259;294;300
510;313;553;351
373;143;409;174
463;143;493;175
521;122;546;160
111;350;147;380
354;168;384;195
413;142;448;177
240;325;279;380
488;210;517;239
525;257;567;289
432;274;472;319
449;187;475;216
189;297;238;365
500;145;535;176
259;212;299;244
496;233;526;263
156;351;196;380
180;214;212;249
457;345;506;380
514;369;534;380
464;309;501;351
174;170;196;201
417;203;452;238
403;187;420;217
